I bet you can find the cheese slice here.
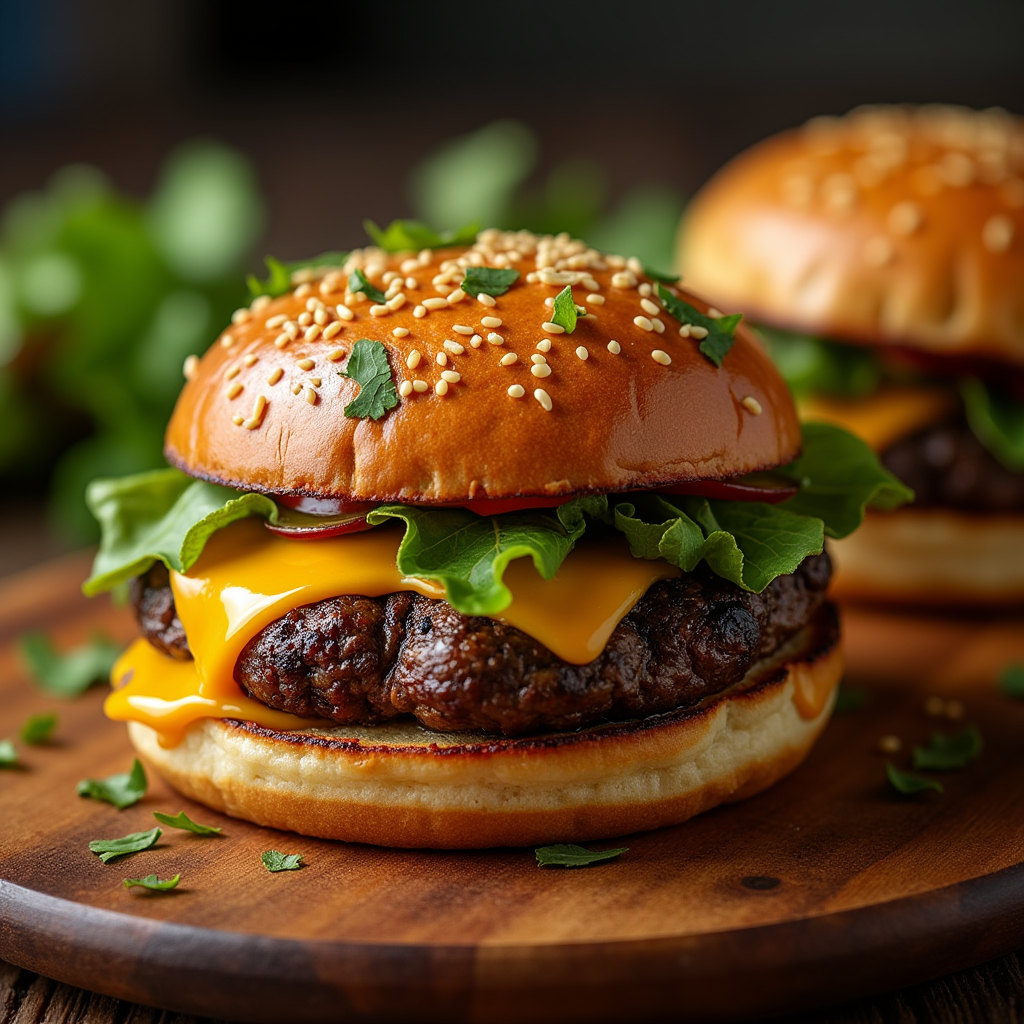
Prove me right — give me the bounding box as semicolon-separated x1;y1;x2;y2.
106;518;680;746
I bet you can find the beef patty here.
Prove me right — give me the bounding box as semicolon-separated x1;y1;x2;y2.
131;552;831;736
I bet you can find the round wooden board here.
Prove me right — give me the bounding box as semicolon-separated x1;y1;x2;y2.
1;554;1023;1024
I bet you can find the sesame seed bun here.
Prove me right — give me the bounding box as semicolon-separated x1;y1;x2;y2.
678;105;1024;365
166;230;800;502
127;604;842;849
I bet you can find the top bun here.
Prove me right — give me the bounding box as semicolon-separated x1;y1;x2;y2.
679;105;1024;366
165;229;799;502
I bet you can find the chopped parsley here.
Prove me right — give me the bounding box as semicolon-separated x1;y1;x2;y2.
999;663;1024;699
550;285;584;334
657;285;741;368
20;712;57;745
123;873;181;892
19;631;121;698
347;269;387;304
886;763;944;796
460;266;520;297
152;810;224;835
0;739;18;768
534;843;628;868
77;758;148;810
247;252;348;299
338;339;399;421
912;726;984;771
363;218;478;253
261;850;303;872
89;827;162;863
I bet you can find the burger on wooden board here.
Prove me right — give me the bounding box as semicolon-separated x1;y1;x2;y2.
678;105;1024;604
83;225;908;848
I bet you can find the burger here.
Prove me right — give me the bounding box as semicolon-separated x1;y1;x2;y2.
84;226;907;848
678;104;1024;604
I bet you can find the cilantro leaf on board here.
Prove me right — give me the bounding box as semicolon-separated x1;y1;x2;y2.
77;758;148;810
262;850;303;872
1000;663;1024;699
152;810;223;835
346;269;387;304
123;873;181;892
338;339;399;421
833;686;868;715
89;827;162;863
642;265;680;284
886;763;944;796
247;252;348;299
20;713;57;745
657;285;741;367
535;844;628;867
460;266;520;297
912;726;984;771
961;378;1024;472
363;218;479;253
18;632;121;697
550;285;579;333
0;740;17;768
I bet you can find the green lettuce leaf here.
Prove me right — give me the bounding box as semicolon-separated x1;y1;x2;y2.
83;469;277;596
961;378;1024;472
755;325;882;399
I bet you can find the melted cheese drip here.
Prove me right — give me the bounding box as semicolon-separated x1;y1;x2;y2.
106;519;680;746
799;385;958;452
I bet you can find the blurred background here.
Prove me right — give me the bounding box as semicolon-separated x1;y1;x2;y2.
1;0;1022;576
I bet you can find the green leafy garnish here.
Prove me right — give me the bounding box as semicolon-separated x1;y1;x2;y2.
89;827;161;863
961;378;1024;472
77;758;147;810
20;713;57;745
999;663;1024;699
642;265;679;284
123;873;181;892
152;810;223;835
0;740;18;768
347;269;387;304
247;252;348;299
833;686;868;714
262;850;303;872
755;325;882;399
535;844;628;867
460;266;520;297
363;218;478;253
19;632;122;697
912;726;984;771
657;285;741;367
338;338;399;421
886;763;944;796
550;285;581;333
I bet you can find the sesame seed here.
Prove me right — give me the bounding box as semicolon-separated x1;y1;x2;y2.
607;340;621;354
306;297;322;313
309;377;321;387
297;358;315;370
877;735;901;754
499;352;518;366
531;354;547;364
423;297;448;310
327;348;346;362
291;383;302;395
413;379;428;392
481;316;502;328
251;295;271;312
542;322;565;334
938;152;974;187
742;396;763;415
707;307;723;319
304;324;322;342
392;327;410;338
298;312;313;327
369;304;390;317
405;277;418;290
487;332;505;345
314;308;329;326
689;325;708;339
544;297;555;307
226;381;243;399
399;380;414;398
611;271;637;288
242;394;267;429
477;292;497;307
441;370;461;383
435;379;449;396
274;333;291;349
300;387;315;405
219;333;234;348
183;354;199;380
400;258;419;274
863;236;895;267
267;367;284;385
470;334;483;348
265;314;288;329
534;388;553;411
678;325;691;337
322;321;343;340
225;364;241;380
633;316;654;332
386;293;406;311
536;339;552;353
640;298;660;316
436;352;448;366
285;321;300;340
406;350;422;370
889;201;923;235
232;415;244;426
531;363;552;378
576;346;589;360
413;305;427;318
638;283;653;298
444;339;465;354
242;354;258;367
508;384;526;398
453;324;474;335
231;308;252;325
983;214;1014;252
586;293;605;305
651;350;671;365
446;289;466;304
319;278;342;297
294;283;313;298
652;317;665;334
336;304;354;321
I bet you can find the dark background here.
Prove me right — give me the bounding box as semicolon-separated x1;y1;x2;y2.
2;0;1023;575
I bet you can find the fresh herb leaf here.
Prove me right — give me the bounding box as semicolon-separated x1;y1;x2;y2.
643;265;679;284
19;713;57;745
262;850;303;872
755;325;882;399
19;632;122;697
347;269;387;304
247;252;348;299
912;726;984;771
886;763;944;796
339;338;399;421
833;686;868;714
657;285;741;367
123;873;181;892
77;758;148;810
363;219;478;253
550;285;579;333
460;266;520;297
999;663;1024;699
89;827;161;863
152;810;223;835
0;740;18;767
779;422;914;539
535;843;628;867
961;378;1024;472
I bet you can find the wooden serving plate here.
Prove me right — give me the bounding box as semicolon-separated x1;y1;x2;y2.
1;553;1023;1023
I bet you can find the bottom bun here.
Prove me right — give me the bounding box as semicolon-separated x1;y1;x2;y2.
130;604;842;849
830;509;1024;606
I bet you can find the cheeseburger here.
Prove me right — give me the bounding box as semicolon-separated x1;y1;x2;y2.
85;227;906;848
679;104;1024;604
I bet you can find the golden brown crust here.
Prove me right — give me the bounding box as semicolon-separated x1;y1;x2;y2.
165;230;800;501
128;605;842;848
679;105;1024;365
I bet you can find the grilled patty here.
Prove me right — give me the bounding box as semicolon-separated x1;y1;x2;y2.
131;552;831;736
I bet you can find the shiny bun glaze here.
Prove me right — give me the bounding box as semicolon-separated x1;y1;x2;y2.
679;105;1024;366
166;229;800;502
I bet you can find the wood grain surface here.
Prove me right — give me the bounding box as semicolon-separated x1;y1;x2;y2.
0;553;1023;1024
